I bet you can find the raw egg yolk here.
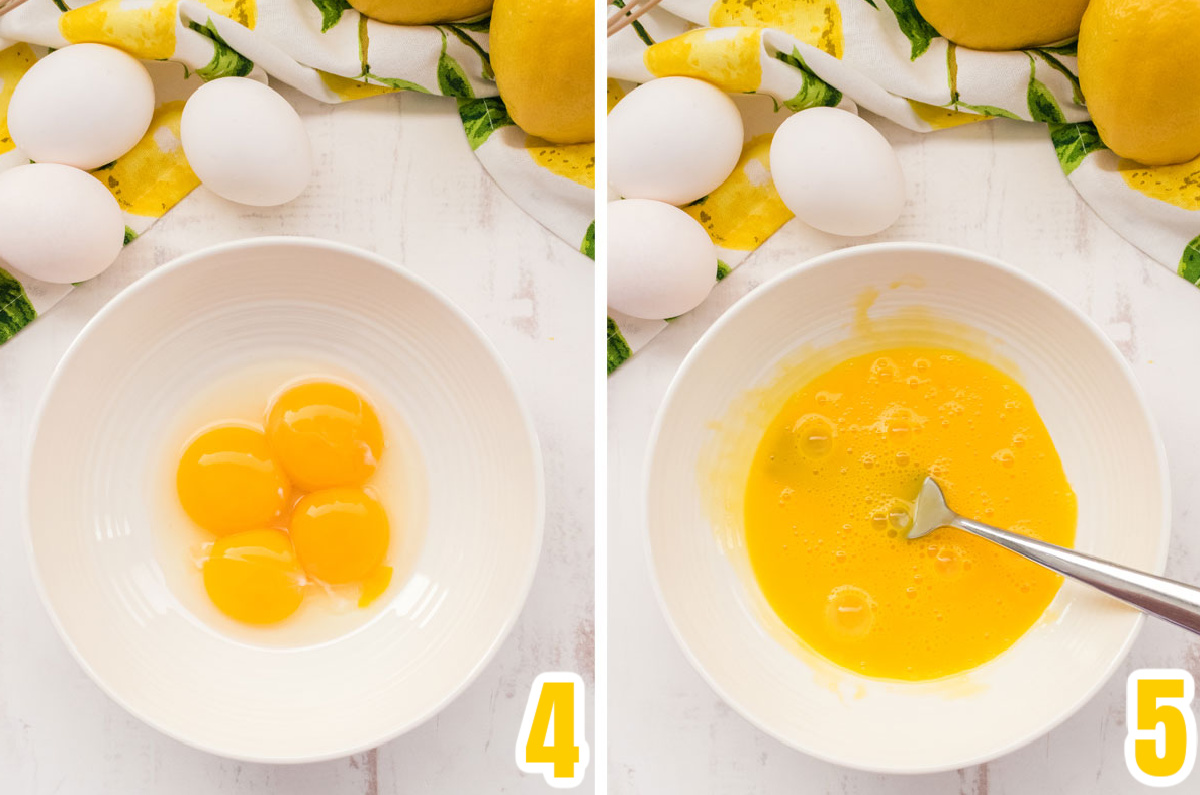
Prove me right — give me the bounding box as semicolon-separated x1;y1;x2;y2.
289;488;390;584
265;381;384;491
177;425;291;535
203;529;305;624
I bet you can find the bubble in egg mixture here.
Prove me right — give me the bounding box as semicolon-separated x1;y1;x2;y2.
888;503;912;532
932;544;968;579
825;585;875;638
743;345;1077;681
874;405;924;439
870;356;899;381
792;413;836;458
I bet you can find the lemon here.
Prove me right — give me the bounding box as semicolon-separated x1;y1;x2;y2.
1078;0;1200;166
914;0;1089;51
491;0;594;144
345;0;491;25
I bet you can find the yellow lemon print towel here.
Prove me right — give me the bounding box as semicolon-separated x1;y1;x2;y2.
0;2;593;345
607;0;1199;373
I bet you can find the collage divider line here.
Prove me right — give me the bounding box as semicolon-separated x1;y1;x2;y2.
593;3;609;791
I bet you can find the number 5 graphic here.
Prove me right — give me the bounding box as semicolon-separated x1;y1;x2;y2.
516;672;590;788
1125;669;1198;787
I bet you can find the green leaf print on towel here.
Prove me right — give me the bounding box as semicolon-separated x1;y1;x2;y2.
1180;236;1200;285
0;268;36;344
363;74;430;93
355;13;428;91
775;48;843;111
449;17;491;32
443;23;493;80
188;20;254;80
437;30;474;98
955;102;1019;119
947;44;1018;119
1049;121;1107;175
1026;55;1065;123
581;222;595;260
312;0;352;32
1032;49;1083;106
458;97;515;150
880;0;939;60
607;317;632;375
1037;41;1077;57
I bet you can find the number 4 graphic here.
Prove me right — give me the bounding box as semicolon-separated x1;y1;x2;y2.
516;672;590;788
1125;669;1198;788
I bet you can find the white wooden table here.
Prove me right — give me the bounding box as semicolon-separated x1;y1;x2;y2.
609;114;1200;793
0;88;595;793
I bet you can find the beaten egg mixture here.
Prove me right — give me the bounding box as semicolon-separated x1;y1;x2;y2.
744;346;1076;680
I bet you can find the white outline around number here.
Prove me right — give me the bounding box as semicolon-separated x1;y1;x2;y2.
516;672;591;789
1125;668;1198;788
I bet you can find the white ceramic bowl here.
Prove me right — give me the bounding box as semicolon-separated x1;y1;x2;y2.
646;243;1169;773
25;237;544;762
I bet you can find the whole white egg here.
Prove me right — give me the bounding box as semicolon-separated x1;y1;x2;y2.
181;77;312;207
608;77;744;206
608;199;717;320
769;107;905;237
0;163;125;284
8;43;155;171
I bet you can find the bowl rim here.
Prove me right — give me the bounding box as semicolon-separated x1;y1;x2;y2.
21;235;546;764
642;240;1171;774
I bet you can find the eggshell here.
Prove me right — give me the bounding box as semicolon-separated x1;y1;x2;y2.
8;44;155;171
181;78;312;207
0;163;125;284
608;199;717;320
608;77;744;206
769;107;905;237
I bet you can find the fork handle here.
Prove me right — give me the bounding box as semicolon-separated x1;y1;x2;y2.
954;517;1200;635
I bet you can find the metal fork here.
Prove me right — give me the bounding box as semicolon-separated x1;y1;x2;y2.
607;0;664;38
0;0;32;17
909;476;1200;634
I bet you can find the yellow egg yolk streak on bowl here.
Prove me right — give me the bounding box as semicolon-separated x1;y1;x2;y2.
743;346;1077;681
